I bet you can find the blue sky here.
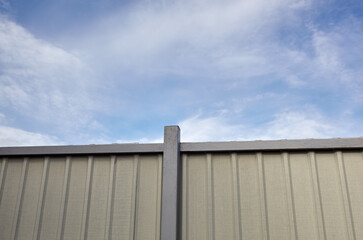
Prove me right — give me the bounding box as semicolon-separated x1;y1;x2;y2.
0;0;363;146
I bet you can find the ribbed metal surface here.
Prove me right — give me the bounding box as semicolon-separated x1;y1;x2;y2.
0;154;162;240
182;151;363;240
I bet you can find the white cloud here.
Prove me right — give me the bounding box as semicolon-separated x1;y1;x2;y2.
178;109;358;142
179;114;245;142
1;1;363;146
310;24;363;92
73;0;308;77
116;137;163;144
0;125;61;146
0;15;103;136
68;0;363;98
255;110;339;140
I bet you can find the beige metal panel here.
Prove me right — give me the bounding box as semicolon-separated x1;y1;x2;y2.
0;159;3;192
182;154;188;240
230;153;242;240
263;153;291;240
343;152;362;239
63;156;88;240
11;158;28;240
0;158;6;204
183;154;208;240
212;154;235;240
0;153;162;240
39;157;66;240
289;153;320;239
336;151;355;240
316;152;349;239
0;158;23;240
112;155;137;240
1;147;362;240
183;151;363;240
87;156;111;240
155;155;162;240
17;158;44;240
134;154;162;240
237;153;263;240
104;155;116;240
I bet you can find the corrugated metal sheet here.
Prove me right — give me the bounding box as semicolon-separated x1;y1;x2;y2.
0;154;162;240
1;133;363;240
182;151;363;240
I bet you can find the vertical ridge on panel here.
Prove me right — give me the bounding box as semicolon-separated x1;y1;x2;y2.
308;152;326;240
213;154;234;240
11;157;29;240
0;159;24;239
155;154;162;240
238;153;263;240
336;152;356;240
33;157;50;240
111;155;136;240
0;158;8;204
282;153;297;240
263;153;290;240
55;157;71;240
343;151;363;239
137;154;162;240
17;158;44;240
40;157;67;240
231;153;242;240
130;155;140;240
257;153;269;240
63;156;88;240
316;152;347;239
188;154;208;240
80;156;94;240
104;155;116;240
87;156;111;240
182;154;188;240
289;153;319;239
206;154;215;240
134;155;160;240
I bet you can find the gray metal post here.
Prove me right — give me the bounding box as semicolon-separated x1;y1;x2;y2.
161;126;181;240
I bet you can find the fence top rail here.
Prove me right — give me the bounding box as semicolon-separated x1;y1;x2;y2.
0;143;164;156
180;137;363;152
1;137;363;156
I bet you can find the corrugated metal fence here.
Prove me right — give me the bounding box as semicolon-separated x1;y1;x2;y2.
182;151;363;240
0;155;162;240
0;126;363;240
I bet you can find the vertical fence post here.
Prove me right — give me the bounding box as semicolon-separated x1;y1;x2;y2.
161;126;181;240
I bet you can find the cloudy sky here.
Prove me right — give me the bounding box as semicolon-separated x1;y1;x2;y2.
0;0;363;146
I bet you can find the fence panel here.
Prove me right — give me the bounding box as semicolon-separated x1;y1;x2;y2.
0;154;162;240
181;150;363;240
1;127;363;240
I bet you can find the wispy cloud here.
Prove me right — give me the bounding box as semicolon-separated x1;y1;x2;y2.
179;114;245;142
0;15;105;139
67;0;363;106
255;110;341;140
116;137;163;144
0;125;61;146
178;108;359;142
72;0;309;77
1;0;363;145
